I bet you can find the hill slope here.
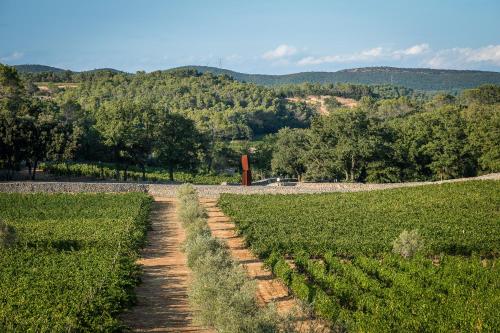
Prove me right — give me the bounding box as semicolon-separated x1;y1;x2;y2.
11;64;500;91
13;64;124;74
173;66;500;91
13;64;68;73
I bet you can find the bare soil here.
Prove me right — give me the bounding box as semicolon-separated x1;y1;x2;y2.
121;197;212;333
287;95;358;114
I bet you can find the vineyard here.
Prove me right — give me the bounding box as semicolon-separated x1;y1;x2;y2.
41;162;241;185
0;193;152;331
219;181;500;331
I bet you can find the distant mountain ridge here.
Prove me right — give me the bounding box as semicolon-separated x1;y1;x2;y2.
14;64;68;73
174;66;500;91
11;64;500;91
13;64;124;74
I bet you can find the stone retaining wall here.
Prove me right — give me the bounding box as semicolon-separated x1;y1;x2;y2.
0;181;148;193
1;173;498;197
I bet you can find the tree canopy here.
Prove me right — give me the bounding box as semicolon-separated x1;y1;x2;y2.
2;63;499;184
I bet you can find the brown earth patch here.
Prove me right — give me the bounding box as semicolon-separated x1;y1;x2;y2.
287;95;358;115
121;197;213;333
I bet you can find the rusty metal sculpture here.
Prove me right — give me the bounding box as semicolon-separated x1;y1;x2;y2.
241;154;252;186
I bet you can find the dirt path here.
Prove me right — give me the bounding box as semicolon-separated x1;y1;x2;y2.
200;198;299;314
122;197;212;333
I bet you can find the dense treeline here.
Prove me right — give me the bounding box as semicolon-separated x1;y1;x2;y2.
0;64;313;181
15;64;500;90
0;65;82;180
58;68;314;138
271;85;500;182
14;65;125;83
2;62;499;183
173;65;500;91
273;82;424;100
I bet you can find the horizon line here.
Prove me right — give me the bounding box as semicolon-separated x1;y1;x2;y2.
8;63;500;75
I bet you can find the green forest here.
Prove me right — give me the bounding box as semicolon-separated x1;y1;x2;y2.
14;64;500;91
272;85;500;182
1;63;499;183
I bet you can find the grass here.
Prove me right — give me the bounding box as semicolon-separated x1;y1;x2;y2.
219;180;500;332
0;192;152;332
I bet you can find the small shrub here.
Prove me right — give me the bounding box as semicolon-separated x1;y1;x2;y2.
313;288;340;321
184;217;211;240
264;251;280;270
176;183;198;204
274;259;293;285
290;273;313;303
392;229;424;258
178;200;207;225
0;219;17;248
184;234;230;269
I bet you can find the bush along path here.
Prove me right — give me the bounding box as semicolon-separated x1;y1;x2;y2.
121;197;212;332
176;185;282;332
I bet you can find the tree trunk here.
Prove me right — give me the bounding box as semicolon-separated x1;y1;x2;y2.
123;166;128;181
27;162;32;179
7;156;13;180
31;160;38;180
207;158;213;173
168;165;174;182
141;165;146;181
351;155;356;182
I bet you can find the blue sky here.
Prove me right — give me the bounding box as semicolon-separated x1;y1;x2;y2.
1;0;499;73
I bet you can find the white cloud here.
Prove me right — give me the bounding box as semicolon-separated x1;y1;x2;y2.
464;45;500;65
294;43;500;69
297;44;434;66
297;55;342;65
362;47;384;57
0;51;24;62
262;44;297;60
394;43;430;56
425;45;500;68
297;47;387;65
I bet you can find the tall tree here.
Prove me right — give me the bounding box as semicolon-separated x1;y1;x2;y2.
422;107;474;180
462;103;500;173
23;100;61;180
271;128;308;180
153;111;201;181
93;99;154;180
0;64;29;178
314;108;376;181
